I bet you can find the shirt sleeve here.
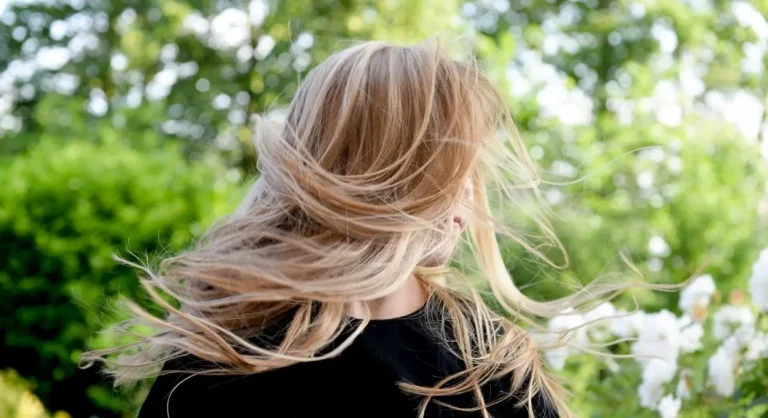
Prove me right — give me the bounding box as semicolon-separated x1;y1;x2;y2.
138;355;305;418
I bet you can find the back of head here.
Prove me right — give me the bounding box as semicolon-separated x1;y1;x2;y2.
230;40;509;298
85;40;624;418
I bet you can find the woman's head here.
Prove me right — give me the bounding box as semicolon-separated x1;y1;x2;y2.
246;41;503;271
86;39;638;418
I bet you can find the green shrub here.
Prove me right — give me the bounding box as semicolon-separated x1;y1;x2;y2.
0;139;244;417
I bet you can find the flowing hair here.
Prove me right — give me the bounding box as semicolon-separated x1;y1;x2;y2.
84;40;644;418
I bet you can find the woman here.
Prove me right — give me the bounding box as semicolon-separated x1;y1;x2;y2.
86;40;623;417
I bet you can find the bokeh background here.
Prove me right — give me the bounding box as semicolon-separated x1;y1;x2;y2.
1;0;767;417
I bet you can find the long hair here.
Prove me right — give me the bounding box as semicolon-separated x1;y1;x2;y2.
84;40;639;417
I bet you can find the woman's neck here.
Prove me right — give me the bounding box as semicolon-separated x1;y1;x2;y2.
347;274;429;320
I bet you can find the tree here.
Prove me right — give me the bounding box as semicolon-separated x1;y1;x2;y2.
0;0;459;169
0;0;369;168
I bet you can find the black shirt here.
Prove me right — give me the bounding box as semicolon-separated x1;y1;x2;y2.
139;304;557;418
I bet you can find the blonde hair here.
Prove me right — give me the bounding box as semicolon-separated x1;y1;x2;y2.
85;40;639;417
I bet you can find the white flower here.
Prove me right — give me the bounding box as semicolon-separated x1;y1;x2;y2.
745;331;768;362
676;369;692;400
678;274;715;318
548;311;588;344
638;358;677;408
715;324;767;374
708;345;736;396
726;324;756;353
584;302;617;340
585;302;617;322
631;310;680;366
542;311;587;371
748;248;768;312
678;319;704;354
657;394;681;418
544;345;570;371
610;309;645;338
712;305;755;340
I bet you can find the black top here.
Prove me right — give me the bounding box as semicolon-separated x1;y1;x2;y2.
139;304;557;418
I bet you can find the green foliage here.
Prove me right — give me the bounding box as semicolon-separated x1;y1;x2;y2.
501;117;768;310
554;307;768;418
1;0;768;416
0;139;243;416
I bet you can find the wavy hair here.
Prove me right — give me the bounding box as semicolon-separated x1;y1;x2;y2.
85;40;642;418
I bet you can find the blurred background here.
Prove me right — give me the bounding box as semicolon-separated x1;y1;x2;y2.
1;0;767;417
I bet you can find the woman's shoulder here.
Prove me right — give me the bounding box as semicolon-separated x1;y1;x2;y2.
137;356;231;417
138;354;302;417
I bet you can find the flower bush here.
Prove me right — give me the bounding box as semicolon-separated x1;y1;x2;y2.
546;249;768;417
